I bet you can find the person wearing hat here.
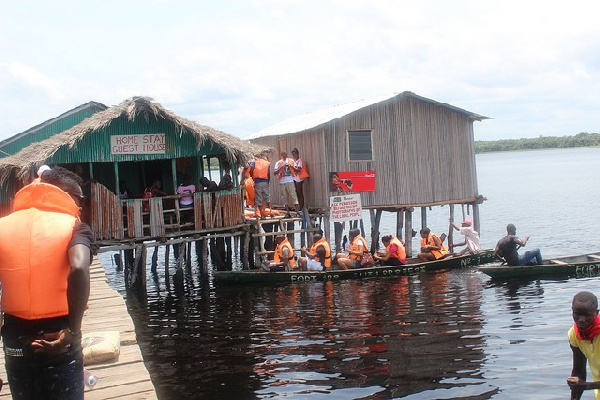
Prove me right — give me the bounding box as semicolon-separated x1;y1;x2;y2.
449;220;480;256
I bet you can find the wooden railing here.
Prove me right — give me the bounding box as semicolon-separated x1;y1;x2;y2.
90;182;244;241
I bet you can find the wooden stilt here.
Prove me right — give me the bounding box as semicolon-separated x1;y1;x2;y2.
334;221;344;253
369;209;382;253
405;207;414;257
150;246;159;274
449;204;455;250
164;244;171;290
202;238;209;274
421;207;427;229
396;209;404;241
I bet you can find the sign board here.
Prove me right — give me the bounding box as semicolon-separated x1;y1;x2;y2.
329;170;375;192
330;193;363;222
110;134;166;155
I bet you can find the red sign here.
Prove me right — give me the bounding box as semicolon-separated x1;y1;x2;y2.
329;171;375;192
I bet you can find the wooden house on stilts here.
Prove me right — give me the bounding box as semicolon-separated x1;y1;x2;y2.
248;91;489;256
0;97;268;292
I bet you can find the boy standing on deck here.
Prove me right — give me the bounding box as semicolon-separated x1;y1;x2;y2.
567;291;600;399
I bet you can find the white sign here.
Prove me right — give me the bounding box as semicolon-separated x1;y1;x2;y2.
110;134;166;155
330;193;362;222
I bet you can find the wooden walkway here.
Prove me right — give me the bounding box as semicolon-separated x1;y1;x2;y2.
0;259;158;399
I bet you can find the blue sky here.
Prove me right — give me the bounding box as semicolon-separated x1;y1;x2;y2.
1;0;599;141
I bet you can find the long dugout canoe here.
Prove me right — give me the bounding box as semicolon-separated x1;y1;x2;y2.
213;249;496;284
478;252;600;279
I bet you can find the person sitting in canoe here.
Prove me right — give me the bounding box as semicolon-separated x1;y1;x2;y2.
260;234;296;272
374;235;406;265
335;228;369;269
494;223;543;266
417;228;449;262
449;220;480;256
298;231;331;271
567;291;600;399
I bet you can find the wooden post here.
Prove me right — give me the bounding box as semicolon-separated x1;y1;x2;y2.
242;229;250;269
372;209;382;253
150;246;159;274
202;238;210;274
396;208;404;241
473;203;481;237
164;244;171;290
323;215;331;245
448;204;455;251
421;207;427;229
334;221;344;253
405;207;414;257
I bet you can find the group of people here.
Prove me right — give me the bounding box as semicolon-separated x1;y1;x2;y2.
243;148;309;219
139;168;234;210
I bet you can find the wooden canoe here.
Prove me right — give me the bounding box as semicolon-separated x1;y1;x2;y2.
213;250;495;284
478;252;600;279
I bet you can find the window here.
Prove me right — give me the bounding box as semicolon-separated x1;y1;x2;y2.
348;130;373;161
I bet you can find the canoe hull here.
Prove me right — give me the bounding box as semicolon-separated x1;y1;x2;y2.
478;253;600;279
213;250;495;284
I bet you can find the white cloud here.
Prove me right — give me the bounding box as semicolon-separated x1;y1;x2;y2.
1;0;600;140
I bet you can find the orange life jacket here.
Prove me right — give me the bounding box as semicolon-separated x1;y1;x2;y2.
244;177;255;207
310;237;331;267
0;182;79;320
387;237;407;262
252;158;270;180
296;158;309;180
274;238;296;268
420;233;448;259
349;235;369;260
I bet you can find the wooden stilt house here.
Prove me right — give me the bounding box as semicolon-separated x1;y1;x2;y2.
0;97;266;246
248;91;489;255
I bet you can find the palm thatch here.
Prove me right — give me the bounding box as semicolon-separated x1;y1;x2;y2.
0;96;269;183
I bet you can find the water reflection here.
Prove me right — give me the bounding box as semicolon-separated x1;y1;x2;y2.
118;266;497;399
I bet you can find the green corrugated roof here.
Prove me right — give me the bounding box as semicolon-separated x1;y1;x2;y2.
0;101;107;158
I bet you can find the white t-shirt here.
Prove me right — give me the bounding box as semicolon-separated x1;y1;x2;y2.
275;159;295;184
460;226;480;252
292;159;303;182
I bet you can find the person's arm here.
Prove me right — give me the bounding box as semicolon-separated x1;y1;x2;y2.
273;161;281;176
348;243;364;257
450;222;460;231
515;235;530;247
567;345;588;399
67;243;91;335
375;247;393;261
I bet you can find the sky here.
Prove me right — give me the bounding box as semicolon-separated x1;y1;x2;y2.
1;0;599;142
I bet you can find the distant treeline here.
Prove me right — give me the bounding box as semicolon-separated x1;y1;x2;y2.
474;132;600;153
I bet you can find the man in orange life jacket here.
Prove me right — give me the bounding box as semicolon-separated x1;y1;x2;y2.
260;234;296;272
249;152;271;218
0;166;93;399
298;231;331;271
417;227;449;262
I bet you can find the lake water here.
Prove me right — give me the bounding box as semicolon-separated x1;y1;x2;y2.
99;147;600;399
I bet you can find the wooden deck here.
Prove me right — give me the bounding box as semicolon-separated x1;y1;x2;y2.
0;259;158;399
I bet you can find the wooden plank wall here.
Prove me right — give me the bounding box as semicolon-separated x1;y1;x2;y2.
251;96;480;210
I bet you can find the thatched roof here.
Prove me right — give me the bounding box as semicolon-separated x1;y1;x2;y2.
248;91;489;139
0;96;268;183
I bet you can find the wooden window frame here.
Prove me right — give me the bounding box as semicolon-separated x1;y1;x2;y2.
347;129;374;161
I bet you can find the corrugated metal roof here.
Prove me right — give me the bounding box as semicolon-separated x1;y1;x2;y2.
248;91;489;139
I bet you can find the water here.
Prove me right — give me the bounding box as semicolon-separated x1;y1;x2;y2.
99;147;600;399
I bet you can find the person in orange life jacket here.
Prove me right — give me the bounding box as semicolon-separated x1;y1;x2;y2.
260;234;296;272
335;228;369;269
0;166;93;400
290;148;309;210
417;227;449;262
375;235;406;266
298;231;331;271
249;152;271;218
567;291;600;399
273;150;299;214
